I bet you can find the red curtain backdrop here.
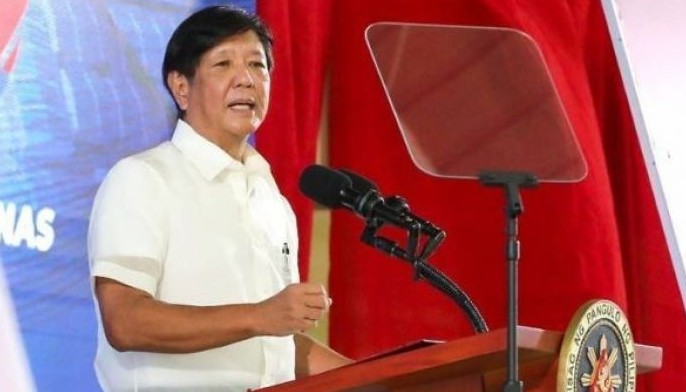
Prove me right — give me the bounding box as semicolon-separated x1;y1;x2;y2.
258;0;686;389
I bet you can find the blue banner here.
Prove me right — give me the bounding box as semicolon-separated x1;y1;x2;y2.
0;1;255;390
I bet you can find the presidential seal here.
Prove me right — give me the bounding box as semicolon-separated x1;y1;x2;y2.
557;300;636;392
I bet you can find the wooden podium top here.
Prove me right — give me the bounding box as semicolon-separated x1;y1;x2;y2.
257;326;662;392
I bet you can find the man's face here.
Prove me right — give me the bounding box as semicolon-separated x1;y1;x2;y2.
173;30;270;148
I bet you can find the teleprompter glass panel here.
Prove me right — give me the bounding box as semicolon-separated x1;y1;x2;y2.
366;23;587;182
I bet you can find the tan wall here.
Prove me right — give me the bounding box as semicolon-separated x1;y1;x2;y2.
305;74;331;344
307;208;331;344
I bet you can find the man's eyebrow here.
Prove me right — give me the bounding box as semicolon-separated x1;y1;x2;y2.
246;49;267;58
212;48;265;57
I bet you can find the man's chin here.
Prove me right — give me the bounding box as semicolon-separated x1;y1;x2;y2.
224;121;260;138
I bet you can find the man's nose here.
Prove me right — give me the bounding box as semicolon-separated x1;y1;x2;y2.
233;65;255;87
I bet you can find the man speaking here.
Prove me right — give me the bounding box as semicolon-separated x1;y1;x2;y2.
88;5;350;391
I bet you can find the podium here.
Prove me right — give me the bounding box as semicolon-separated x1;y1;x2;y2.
257;326;661;392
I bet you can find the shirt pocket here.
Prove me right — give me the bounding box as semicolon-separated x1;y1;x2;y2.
269;241;295;286
247;176;297;286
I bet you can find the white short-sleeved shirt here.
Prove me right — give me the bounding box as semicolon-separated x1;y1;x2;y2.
88;120;300;392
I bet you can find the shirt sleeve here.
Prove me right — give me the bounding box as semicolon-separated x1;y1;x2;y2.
88;157;168;296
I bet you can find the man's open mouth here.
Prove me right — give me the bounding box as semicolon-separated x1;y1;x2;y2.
228;99;256;110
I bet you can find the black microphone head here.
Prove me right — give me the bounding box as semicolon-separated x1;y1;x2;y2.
337;168;378;193
299;164;352;208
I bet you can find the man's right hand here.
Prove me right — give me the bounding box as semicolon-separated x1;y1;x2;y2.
255;283;331;336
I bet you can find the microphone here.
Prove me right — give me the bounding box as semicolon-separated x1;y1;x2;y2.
299;165;418;230
338;169;445;239
338;168;377;193
299;165;487;334
338;168;446;260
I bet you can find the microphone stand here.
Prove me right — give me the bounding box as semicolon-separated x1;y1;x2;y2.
360;214;489;334
479;171;538;392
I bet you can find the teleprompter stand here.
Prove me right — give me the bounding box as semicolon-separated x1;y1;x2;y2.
479;171;538;392
364;22;592;390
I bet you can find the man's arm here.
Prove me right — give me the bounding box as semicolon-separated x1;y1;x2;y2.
294;333;353;378
95;277;329;353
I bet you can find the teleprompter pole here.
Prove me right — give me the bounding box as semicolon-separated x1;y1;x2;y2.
479;171;538;392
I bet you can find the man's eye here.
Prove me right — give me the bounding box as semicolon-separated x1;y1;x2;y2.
250;61;266;69
214;60;230;67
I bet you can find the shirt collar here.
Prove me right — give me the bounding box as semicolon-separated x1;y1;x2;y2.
170;120;270;181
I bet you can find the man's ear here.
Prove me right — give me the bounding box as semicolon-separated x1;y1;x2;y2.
167;71;190;111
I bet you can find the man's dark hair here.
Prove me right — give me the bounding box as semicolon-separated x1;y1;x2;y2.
162;5;274;117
